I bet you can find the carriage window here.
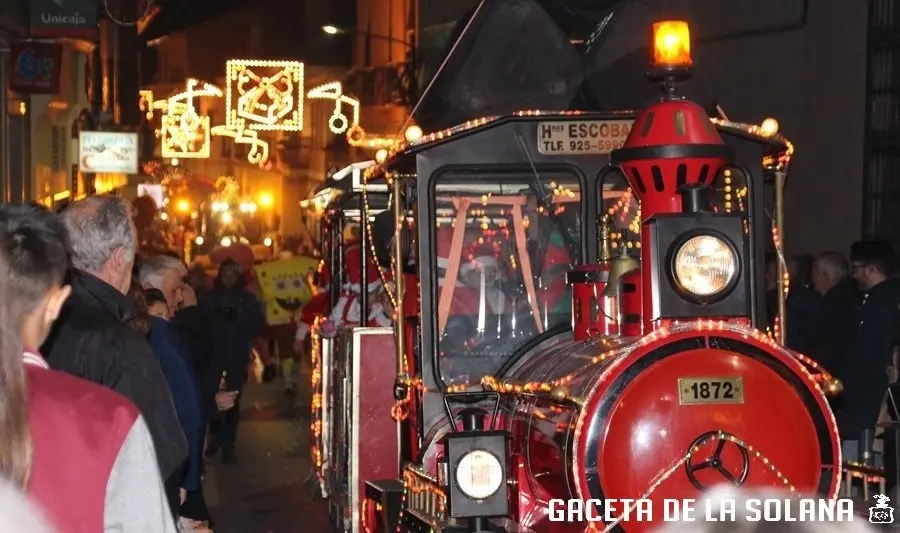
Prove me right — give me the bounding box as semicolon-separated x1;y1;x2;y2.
709;168;749;216
433;172;582;386
599;167;751;252
600;169;641;254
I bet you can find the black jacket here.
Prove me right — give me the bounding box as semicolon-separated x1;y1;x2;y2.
172;305;221;420
808;279;859;374
836;278;900;439
41;270;188;478
784;286;820;355
199;265;265;390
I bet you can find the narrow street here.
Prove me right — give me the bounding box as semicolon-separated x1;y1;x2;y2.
203;376;328;532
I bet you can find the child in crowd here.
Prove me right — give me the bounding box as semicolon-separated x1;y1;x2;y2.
147;288;171;319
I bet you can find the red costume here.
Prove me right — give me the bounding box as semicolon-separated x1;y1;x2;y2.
295;244;390;340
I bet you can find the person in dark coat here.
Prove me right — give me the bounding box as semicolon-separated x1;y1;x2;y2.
839;241;900;459
40;196;188;515
809;251;859;374
784;255;820;354
144;289;208;528
201;259;265;463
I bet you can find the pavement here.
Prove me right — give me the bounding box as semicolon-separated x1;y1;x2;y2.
203;374;329;533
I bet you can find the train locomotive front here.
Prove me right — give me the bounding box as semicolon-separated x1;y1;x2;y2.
429;23;842;533
498;322;841;532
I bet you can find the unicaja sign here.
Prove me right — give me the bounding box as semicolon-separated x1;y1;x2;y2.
28;0;98;38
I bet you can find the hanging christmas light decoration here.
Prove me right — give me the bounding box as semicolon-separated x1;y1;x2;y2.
209;125;270;166
225;59;304;131
158;78;222;159
306;82;361;135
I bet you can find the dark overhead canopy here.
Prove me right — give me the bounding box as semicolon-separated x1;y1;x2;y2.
413;0;584;133
582;0;717;113
412;0;720;132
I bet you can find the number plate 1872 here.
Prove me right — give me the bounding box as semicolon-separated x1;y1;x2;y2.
678;377;744;405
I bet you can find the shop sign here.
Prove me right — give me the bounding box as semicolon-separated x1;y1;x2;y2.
29;0;98;38
79;132;139;174
8;42;62;94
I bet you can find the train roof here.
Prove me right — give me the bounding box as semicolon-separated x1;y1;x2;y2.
364;110;795;182
303;160;388;214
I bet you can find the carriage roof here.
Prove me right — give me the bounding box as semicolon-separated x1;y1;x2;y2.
362;111;795;184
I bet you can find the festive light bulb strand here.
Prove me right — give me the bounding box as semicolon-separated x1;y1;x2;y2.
590;431;810;533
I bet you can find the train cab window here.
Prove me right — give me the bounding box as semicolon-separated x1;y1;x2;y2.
600;168;641;253
432;172;582;386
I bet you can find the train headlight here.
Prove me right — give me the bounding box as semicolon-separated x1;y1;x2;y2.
444;430;508;518
672;234;738;299
454;450;503;500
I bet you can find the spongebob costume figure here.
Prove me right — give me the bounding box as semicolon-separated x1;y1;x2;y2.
254;256;320;392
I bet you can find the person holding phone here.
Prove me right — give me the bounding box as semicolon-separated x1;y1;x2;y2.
200;259;265;464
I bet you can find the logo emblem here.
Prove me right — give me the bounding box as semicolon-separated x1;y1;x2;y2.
869;494;895;524
685;431;751;491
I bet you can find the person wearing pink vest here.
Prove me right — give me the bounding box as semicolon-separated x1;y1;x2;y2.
0;203;176;532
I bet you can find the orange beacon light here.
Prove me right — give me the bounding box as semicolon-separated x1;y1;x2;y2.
651;20;692;69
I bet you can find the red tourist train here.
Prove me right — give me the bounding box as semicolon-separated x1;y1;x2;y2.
304;18;855;533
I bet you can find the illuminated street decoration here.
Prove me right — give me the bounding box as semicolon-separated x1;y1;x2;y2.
147;60;409;170
159;79;222;159
226;59;304;131
210;125;269;166
139;89;154;120
306;82;360;135
305;81;401;149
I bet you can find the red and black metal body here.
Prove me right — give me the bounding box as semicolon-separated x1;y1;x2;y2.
315;18;845;533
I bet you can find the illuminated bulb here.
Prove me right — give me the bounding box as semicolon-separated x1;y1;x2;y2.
221;237;232;247
375;149;388;163
264;237;273;247
221;212;233;224
760;118;779;137
176;199;190;213
322;25;339;35
258;192;273;208
160;212;168;221
195;236;204;245
404;125;423;143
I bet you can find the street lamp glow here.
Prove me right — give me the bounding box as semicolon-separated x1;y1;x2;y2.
322;25;339;35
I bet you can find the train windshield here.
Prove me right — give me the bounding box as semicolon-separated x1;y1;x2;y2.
432;171;582;386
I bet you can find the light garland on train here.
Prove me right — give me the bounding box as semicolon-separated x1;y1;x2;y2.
583;430;810;533
309;317;325;481
480;321;839;397
396;467;447;533
360;172;399;310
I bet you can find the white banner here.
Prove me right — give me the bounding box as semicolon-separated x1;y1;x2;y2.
79;131;139;174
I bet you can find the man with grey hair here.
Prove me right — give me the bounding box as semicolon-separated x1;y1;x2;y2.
41;196;188;518
807;251;859;374
139;255;188;317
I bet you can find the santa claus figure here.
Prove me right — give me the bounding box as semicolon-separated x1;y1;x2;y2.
459;248;506;315
293;260;332;346
294;244;391;343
